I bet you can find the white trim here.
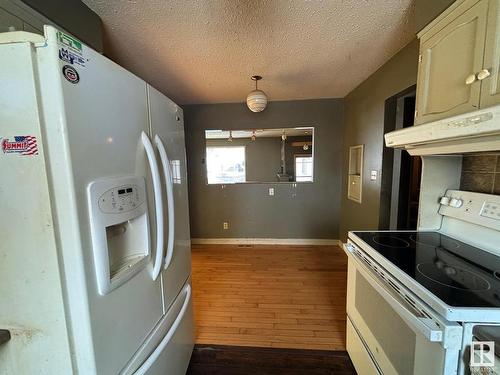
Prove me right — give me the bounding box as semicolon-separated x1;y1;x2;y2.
191;238;341;246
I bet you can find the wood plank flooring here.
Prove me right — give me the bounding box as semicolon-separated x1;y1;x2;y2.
191;244;348;350
187;344;356;375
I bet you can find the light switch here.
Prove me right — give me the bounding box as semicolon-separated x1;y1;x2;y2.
269;188;275;196
370;170;378;181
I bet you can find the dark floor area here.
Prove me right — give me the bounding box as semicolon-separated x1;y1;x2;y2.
187;344;356;375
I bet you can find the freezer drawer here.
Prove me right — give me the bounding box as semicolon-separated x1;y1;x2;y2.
141;299;194;375
120;279;194;375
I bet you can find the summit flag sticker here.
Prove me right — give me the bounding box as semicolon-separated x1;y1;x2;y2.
1;136;38;156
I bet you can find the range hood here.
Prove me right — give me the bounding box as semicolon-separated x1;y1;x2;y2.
385;105;500;155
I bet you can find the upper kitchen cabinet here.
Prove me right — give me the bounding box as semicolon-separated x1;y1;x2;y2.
482;0;500;107
415;0;488;125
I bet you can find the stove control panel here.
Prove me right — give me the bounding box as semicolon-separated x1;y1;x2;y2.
481;202;500;220
439;190;500;231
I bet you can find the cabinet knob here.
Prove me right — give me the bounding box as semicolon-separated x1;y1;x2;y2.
477;69;491;80
465;74;477;85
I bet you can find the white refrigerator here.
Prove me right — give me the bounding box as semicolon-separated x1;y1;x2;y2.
0;26;194;374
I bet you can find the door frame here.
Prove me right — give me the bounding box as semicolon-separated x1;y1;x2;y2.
378;85;417;230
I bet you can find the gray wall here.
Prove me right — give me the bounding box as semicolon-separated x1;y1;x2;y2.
184;99;344;239
339;40;419;241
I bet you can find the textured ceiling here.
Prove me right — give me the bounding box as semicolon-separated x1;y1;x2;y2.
82;0;415;105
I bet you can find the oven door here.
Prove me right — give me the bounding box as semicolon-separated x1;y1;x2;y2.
344;241;462;375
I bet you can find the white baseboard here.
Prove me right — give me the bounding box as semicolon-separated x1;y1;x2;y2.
191;238;341;246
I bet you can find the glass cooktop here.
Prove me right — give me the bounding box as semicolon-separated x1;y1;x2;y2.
353;231;500;308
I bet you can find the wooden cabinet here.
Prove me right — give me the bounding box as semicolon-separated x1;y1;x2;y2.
0;4;43;35
415;0;488;124
415;0;500;124
0;7;23;32
482;0;500;107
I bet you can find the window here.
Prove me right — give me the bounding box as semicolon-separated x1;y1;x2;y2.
206;146;246;184
295;155;313;182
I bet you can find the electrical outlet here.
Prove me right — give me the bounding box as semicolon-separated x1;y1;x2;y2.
223;222;229;230
269;187;275;196
370;170;378;181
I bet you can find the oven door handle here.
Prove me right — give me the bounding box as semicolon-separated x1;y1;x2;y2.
344;243;444;343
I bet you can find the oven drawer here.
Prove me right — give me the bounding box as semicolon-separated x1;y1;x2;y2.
347;317;381;375
344;242;462;375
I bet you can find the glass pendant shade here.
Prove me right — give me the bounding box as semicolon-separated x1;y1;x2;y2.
247;89;267;112
247;76;267;112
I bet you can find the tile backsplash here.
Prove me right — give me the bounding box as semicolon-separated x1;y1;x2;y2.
460;153;500;195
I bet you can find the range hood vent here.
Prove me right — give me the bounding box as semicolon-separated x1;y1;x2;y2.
385;106;500;155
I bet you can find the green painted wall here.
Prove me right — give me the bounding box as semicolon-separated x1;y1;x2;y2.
339;39;419;241
415;0;455;32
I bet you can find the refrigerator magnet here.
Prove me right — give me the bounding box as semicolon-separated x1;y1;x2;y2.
62;65;80;84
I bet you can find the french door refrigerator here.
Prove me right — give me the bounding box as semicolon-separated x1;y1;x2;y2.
0;26;194;374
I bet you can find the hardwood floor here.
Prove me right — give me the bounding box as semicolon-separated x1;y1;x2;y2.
191;244;348;350
187;344;356;375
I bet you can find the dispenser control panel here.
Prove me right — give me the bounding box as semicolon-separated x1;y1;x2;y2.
87;176;150;295
98;184;145;214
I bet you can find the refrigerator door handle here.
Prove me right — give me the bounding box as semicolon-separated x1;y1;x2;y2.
133;284;192;375
141;131;164;281
154;134;175;269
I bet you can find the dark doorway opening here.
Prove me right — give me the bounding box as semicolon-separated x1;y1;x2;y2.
379;85;421;230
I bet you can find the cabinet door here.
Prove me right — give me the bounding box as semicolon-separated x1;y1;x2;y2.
415;0;488;125
0;8;23;32
481;0;500;108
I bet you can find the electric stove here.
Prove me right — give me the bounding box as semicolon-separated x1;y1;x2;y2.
352;231;500;309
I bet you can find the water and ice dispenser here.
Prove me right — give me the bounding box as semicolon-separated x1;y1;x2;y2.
87;176;150;295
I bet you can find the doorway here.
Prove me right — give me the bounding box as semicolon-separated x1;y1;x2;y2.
379;85;421;230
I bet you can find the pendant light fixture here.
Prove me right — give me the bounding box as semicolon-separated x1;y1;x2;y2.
246;75;268;113
228;130;233;142
251;130;256;141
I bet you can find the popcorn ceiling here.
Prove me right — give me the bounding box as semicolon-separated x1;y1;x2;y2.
83;0;415;105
